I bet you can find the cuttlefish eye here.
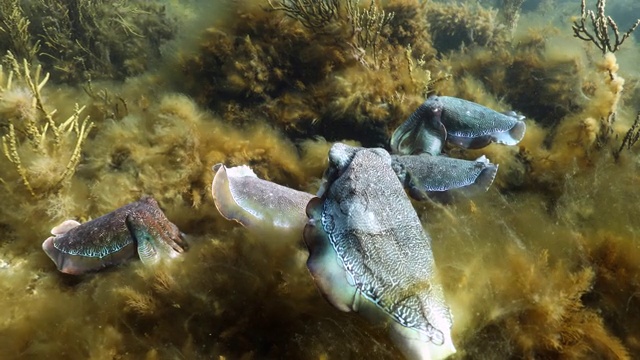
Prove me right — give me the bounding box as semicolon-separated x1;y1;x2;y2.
424;96;444;120
390;99;448;156
317;143;360;197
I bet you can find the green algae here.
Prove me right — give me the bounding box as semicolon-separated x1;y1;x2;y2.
0;0;639;359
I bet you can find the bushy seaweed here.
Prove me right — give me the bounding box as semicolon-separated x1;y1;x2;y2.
0;0;176;82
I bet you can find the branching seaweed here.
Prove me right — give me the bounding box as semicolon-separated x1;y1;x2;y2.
0;0;39;62
267;0;394;68
346;0;394;68
0;53;94;196
266;0;340;30
614;112;640;160
571;0;634;149
572;0;640;54
498;0;526;36
0;0;177;82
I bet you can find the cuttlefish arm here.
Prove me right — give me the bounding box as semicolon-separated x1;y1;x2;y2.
211;164;314;235
392;153;498;201
390;98;447;156
436;96;526;149
125;204;186;266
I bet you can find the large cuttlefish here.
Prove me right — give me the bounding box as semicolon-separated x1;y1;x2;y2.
306;143;456;359
211;144;456;360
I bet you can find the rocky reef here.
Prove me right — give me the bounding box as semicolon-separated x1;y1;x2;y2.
0;0;639;359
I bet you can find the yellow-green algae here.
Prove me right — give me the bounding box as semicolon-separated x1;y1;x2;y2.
0;0;640;359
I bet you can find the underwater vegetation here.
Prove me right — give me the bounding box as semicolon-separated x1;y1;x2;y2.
0;0;640;359
0;0;176;82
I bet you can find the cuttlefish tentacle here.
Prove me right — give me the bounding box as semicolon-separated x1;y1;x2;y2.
211;163;314;235
390;97;447;156
125;211;184;266
392;153;498;201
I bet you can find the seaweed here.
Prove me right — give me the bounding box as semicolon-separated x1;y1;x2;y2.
426;1;510;54
0;54;93;197
0;0;176;82
572;0;640;54
177;0;437;146
614;111;640;159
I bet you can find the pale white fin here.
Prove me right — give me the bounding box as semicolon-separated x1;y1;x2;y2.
493;120;526;145
226;165;257;178
474;155;489;164
51;219;82;235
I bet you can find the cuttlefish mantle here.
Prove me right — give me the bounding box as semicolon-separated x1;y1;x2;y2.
211;163;314;236
392;153;498;201
305;143;456;360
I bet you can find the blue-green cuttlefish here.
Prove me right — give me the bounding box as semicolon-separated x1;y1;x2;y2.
391;95;526;155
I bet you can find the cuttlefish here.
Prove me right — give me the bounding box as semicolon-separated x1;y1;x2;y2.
392;153;498;201
305;143;456;360
42;196;187;275
211;163;314;237
391;95;526;155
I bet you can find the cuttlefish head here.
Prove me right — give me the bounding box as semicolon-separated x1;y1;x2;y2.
390;96;447;156
316;142;360;197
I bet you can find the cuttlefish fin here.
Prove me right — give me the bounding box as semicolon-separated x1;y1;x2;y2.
492;119;526;146
471;155;499;193
211;163;257;227
446;134;493;149
304;197;357;313
51;219;82;235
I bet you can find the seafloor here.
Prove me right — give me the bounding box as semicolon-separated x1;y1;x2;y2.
0;0;639;359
